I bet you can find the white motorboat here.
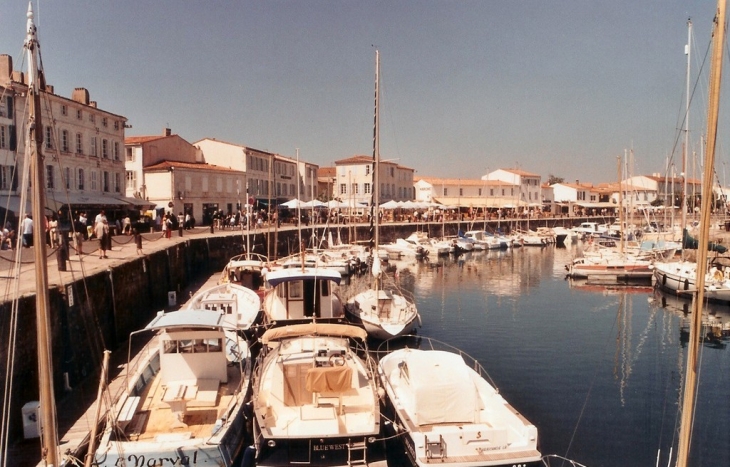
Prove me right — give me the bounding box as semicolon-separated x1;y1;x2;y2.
219;252;270;297
654;260;730;303
252;323;387;467
463;230;502;250
262;267;346;325
566;254;654;280
94;310;252;466
406;232;451;255
186;282;263;331
377;337;542;467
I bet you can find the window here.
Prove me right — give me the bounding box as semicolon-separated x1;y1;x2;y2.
1;166;11;190
76;133;83;154
77;168;84;190
390;167;394;177
61;130;69;152
45;126;52;149
102;117;107;128
46;165;54;189
102;139;108;159
0;125;5;149
77;109;82;120
90;171;97;191
502;189;505;196
64;167;71;190
114;121;119;131
478;188;482;196
103;171;109;192
126;147;133;162
89;113;95;123
352;183;359;194
340;183;346;195
364;183;371;194
459;188;463;196
61;105;67;116
126;170;137;190
114;172;121;192
113;142;119;160
288;281;302;299
365;165;370;175
90;137;97;157
443;188;448;196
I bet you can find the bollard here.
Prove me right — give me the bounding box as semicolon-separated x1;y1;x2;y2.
56;233;68;271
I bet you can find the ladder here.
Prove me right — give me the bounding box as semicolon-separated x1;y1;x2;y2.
347;440;367;466
425;434;446;459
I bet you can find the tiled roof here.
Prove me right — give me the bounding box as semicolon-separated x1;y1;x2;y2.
416;176;516;187
499;168;540;177
335;154;412;170
144;160;241;172
125;135;168;144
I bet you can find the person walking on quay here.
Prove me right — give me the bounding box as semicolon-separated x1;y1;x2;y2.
95;218;109;259
21;214;33;248
165;214;173;239
133;228;143;255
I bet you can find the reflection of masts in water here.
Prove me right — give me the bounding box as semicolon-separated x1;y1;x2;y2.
613;293;632;406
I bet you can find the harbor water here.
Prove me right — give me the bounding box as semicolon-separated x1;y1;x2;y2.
341;244;730;467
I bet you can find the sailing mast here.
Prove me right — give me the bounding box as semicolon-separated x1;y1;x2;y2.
25;3;60;465
676;2;726;466
681;18;692;257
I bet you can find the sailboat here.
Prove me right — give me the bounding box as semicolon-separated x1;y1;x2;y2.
0;5;66;466
344;50;421;340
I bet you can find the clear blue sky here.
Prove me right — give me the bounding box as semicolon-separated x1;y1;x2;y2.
1;1;727;184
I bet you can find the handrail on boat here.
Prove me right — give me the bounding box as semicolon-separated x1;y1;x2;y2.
375;335;498;390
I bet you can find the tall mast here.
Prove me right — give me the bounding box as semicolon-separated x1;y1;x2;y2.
370;50;380;251
25;3;60;465
676;2;726;465
682;18;691;251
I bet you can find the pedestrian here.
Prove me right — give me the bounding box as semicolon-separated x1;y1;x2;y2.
133;228;143;255
165;214;173;239
21;214;33;248
95;218;109;258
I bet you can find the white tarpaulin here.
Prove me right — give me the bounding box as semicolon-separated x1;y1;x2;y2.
404;350;479;426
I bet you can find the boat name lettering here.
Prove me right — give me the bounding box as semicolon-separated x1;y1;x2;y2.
478;445;508;452
312;443;347;451
116;451;199;466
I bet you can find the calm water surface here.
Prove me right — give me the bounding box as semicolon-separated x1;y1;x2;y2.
343;244;730;467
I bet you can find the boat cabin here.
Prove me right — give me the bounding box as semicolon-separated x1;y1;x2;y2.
263;268;344;323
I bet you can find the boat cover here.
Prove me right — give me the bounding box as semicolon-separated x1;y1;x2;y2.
261;322;367;344
305;366;353;393
265;267;342;286
402;350;479;426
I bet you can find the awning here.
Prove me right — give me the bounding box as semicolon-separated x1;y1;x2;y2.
432;197;525;208
0;195;55;215
110;195;155;209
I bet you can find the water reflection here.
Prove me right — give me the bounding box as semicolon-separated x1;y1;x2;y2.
341;245;730;466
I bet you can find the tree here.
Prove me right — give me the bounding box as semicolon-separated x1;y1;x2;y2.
547;174;564;185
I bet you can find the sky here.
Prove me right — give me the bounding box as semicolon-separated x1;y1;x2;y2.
1;0;728;184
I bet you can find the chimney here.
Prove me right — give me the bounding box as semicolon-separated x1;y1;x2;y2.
71;87;90;105
90;101;97;108
164;128;172;137
0;55;11;85
45;84;53;94
575;179;579;185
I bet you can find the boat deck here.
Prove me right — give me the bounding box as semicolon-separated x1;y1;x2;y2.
113;362;242;442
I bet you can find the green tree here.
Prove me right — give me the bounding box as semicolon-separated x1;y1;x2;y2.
547;174;564;185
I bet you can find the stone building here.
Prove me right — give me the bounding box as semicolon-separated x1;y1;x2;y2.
0;54;134;224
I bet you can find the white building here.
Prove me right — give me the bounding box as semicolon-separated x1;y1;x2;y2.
482;168;542;207
194;138;318;205
334;155;414;205
414;177;518;208
1;54;135;222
